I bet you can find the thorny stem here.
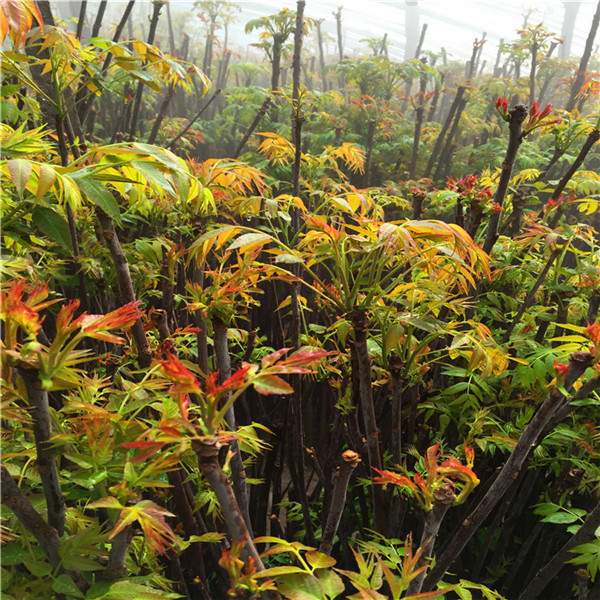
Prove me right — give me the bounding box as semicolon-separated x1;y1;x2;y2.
319;450;360;555
423;351;595;590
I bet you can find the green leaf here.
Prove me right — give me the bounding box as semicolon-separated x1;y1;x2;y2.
277;573;324;600
24;558;52;577
455;587;473;600
541;512;580;524
88;496;124;510
1;543;30;565
32;205;74;255
259;565;307;577
52;574;84;598
315;568;345;599
77;177;121;220
533;502;559;516
187;532;225;544
385;323;405;350
129;69;161;92
101;581;181;599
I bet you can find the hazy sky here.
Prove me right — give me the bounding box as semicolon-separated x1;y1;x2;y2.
60;1;599;68
228;1;599;66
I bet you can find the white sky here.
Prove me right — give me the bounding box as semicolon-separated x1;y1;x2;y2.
56;1;600;67
229;1;599;65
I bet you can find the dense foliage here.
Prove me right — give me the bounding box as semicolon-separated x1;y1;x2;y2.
1;1;600;599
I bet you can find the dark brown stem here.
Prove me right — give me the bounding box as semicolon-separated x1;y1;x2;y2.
433;96;467;183
193;439;263;572
482;103;528;255
350;309;386;534
80;1;136;124
407;485;455;595
422;351;595;590
544;129;600;226
585;288;600;325
364;119;376;187
1;466;62;568
566;0;600;111
232;95;272;159
75;1;87;40
414;23;428;59
147;83;176;144
389;354;403;465
424;86;465;178
334;6;343;60
409;63;428;179
19;365;65;536
213;318;252;534
128;0;163;140
97;527;133;581
90;0;107;38
291;0;305;208
319;451;360;555
96;208;152;368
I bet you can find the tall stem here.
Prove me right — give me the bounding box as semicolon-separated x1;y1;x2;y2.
482;103;528;255
319;451;360;555
19;366;65;536
128;0;163;140
212;318;253;534
96;208;152;367
424;86;465;178
350;309;387;534
566;0;600;111
1;466;62;567
406;485;455;596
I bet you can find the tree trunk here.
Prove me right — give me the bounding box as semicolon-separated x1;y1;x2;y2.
482;103;528;255
560;1;582;58
128;0;163;140
566;0;600;111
